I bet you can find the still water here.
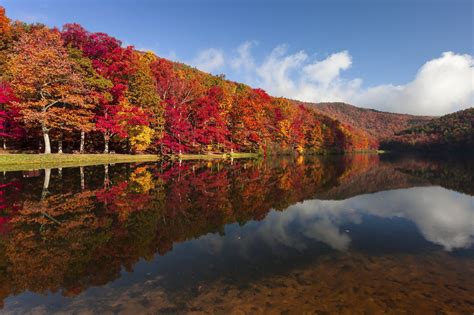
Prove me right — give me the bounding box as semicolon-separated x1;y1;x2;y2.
0;154;473;314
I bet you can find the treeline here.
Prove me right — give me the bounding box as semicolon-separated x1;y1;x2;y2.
0;7;375;155
382;108;474;152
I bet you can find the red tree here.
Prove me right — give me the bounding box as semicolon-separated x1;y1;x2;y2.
190;86;230;152
0;82;23;149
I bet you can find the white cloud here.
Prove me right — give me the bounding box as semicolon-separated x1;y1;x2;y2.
256;45;308;97
303;50;352;86
355;52;474;115
226;44;473;115
231;41;257;73
192;48;225;74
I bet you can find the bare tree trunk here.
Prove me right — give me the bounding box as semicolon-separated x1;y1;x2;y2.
43;133;51;154
58;168;63;179
80;131;85;153
42;168;51;200
2;138;6;151
58;139;63;154
104;134;109;154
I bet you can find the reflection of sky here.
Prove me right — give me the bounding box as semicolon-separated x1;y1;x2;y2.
199;186;474;253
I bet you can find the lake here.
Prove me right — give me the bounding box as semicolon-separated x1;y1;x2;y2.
0;154;473;314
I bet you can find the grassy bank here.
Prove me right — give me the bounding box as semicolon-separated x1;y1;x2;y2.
0;154;160;172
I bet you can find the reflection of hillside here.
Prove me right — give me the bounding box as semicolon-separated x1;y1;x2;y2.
315;154;474;199
0;154;472;307
316;160;429;200
391;155;474;196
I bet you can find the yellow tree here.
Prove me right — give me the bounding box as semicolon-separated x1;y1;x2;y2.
127;51;164;145
7;27;90;153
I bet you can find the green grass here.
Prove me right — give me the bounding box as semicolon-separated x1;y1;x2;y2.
0;154;160;172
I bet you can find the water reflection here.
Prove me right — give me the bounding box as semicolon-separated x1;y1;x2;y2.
0;154;473;313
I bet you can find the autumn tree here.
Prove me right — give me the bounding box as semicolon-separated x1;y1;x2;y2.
0;82;22;150
62;24;137;152
127;51;164;148
66;47;112;152
7;27;91;154
190;86;230;152
229;88;272;152
0;6;11;76
151;58;205;153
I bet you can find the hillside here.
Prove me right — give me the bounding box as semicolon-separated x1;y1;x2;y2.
0;7;376;155
294;101;433;141
382;108;474;151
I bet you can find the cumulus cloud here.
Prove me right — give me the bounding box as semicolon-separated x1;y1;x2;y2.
303;50;352;86
227;43;473;115
355;52;474;115
192;48;225;74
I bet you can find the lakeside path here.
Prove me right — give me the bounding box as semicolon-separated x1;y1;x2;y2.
0;153;260;172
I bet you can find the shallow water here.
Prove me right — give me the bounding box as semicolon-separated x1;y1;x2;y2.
0;154;473;314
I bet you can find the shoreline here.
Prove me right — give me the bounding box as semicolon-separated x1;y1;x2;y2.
0;153;261;172
0;150;386;172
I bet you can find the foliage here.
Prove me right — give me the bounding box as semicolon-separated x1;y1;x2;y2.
6;27;93;153
1;6;383;154
0;82;23;143
383;108;474;151
303;102;433;141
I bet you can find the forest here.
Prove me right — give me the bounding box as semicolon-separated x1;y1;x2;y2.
300;101;434;141
382;108;474;151
0;7;376;156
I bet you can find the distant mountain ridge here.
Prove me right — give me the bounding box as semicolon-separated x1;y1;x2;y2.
293;101;434;141
382;107;474;151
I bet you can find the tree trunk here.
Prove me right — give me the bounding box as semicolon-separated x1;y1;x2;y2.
58;139;63;154
80;131;85;153
58;168;63;179
2;138;6;151
43;129;51;154
104;134;109;154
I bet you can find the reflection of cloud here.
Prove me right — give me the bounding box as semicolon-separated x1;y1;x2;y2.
199;186;474;253
350;187;474;251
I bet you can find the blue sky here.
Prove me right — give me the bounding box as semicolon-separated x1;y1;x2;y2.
1;0;472;114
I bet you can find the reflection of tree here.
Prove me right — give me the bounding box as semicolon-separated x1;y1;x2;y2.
1;191;109;303
392;154;474;196
0;155;472;307
0;180;20;235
